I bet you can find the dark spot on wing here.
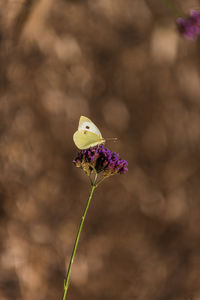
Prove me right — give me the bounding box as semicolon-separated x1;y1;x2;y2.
84;131;87;134
86;126;90;129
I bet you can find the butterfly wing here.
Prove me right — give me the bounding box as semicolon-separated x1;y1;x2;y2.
73;130;105;149
78;116;103;138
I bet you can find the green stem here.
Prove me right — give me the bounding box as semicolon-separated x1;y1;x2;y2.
96;176;106;187
162;0;182;17
88;174;93;186
62;173;98;300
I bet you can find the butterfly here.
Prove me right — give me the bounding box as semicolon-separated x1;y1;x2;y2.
73;116;105;149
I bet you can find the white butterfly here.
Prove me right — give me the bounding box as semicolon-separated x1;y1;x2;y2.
73;116;105;149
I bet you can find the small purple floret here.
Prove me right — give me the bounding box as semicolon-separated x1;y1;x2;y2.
176;10;200;40
73;144;128;177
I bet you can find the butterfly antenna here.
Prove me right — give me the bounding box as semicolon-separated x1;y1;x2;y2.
105;137;118;142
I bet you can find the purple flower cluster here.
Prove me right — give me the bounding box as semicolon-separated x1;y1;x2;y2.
73;144;128;177
176;10;200;40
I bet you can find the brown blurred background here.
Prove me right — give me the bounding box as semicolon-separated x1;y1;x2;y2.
1;0;200;299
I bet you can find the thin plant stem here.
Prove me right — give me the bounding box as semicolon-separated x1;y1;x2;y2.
162;0;182;17
88;173;93;186
62;172;98;300
96;176;106;187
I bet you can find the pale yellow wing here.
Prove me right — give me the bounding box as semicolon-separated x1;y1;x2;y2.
73;130;105;150
79;116;92;126
78;116;103;138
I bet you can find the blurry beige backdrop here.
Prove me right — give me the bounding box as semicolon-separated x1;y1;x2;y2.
1;0;200;299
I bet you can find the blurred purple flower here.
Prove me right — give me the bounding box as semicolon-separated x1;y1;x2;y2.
73;144;128;178
176;10;200;40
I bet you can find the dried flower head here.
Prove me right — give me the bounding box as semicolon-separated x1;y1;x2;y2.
73;144;128;179
176;10;200;40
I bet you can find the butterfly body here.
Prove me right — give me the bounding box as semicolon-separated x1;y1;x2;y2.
73;116;105;149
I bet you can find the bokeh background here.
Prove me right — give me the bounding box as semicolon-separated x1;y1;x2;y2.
1;0;200;299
